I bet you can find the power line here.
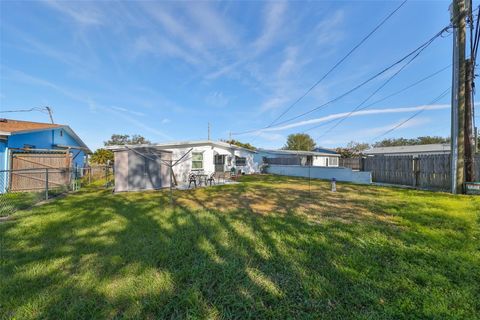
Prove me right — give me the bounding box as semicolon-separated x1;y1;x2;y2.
371;87;451;142
0;107;47;113
232;22;452;136
303;64;451;133
315;34;441;139
233;6;474;138
266;0;408;128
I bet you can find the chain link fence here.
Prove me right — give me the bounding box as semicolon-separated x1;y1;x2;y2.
0;165;113;217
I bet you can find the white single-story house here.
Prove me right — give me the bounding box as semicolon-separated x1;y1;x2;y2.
108;140;258;191
108;141;346;192
256;148;340;167
364;144;451;157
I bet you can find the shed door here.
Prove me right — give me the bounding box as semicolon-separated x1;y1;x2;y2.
127;150;165;190
127;151;146;191
145;156;164;189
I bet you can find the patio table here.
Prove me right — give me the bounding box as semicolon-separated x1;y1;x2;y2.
196;173;208;186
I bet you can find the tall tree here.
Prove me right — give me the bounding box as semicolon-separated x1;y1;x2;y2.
93;134;151;165
283;133;316;151
222;139;256;150
374;136;450;147
90;148;114;165
346;141;370;153
336;141;370;158
104;134;151;146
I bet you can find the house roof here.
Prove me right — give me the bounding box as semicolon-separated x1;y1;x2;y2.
257;148;340;157
107;140;257;153
0;119;62;134
312;147;339;155
0;119;91;153
364;144;451;155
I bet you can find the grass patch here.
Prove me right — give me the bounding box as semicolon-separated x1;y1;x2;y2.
1;175;479;319
0;192;44;217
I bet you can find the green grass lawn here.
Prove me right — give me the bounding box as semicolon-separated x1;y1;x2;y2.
1;175;479;319
0;192;45;217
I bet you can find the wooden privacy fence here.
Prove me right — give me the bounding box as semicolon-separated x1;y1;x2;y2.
10;152;72;192
364;156;415;186
339;158;362;171
361;154;480;191
9;168;71;192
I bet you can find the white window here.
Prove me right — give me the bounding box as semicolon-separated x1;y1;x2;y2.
235;156;246;166
192;152;204;170
328;157;338;166
214;154;225;165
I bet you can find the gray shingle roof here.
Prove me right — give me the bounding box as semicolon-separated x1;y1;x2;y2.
364;144;450;155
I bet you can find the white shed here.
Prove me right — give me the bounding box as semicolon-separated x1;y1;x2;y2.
110;146;172;192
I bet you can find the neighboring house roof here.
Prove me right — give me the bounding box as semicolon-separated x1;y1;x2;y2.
312;147;339;155
0;119;61;134
257;148;340;157
364;144;451;155
0;119;91;153
107;140;257;153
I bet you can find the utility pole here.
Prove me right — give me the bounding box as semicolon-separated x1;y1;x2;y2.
465;58;476;182
208;122;211;140
45;106;54;124
475;127;478;153
450;0;467;194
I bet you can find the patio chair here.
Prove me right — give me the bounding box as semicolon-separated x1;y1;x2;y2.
230;167;237;180
188;173;197;189
207;173;216;186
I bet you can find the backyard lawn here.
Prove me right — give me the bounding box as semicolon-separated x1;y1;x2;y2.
0;175;479;319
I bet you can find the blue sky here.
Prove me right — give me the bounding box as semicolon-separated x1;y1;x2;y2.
0;0;459;150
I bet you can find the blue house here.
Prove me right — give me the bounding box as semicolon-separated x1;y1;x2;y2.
0;119;91;172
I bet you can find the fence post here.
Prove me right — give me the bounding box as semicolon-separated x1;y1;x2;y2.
413;157;419;188
45;168;49;200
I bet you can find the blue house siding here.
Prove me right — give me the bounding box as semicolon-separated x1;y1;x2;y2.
0;141;6;170
0;141;7;191
1;128;87;171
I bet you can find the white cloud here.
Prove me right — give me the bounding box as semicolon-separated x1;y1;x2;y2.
139;2;235;67
254;1;287;54
315;10;344;45
133;35;201;65
255;104;450;133
43;0;104;26
260;96;290;112
5;68;172;140
110;106;145;117
276;46;299;79
205;91;229;108
183;2;237;47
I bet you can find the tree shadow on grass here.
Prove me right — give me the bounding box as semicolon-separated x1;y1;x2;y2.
1;177;479;319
